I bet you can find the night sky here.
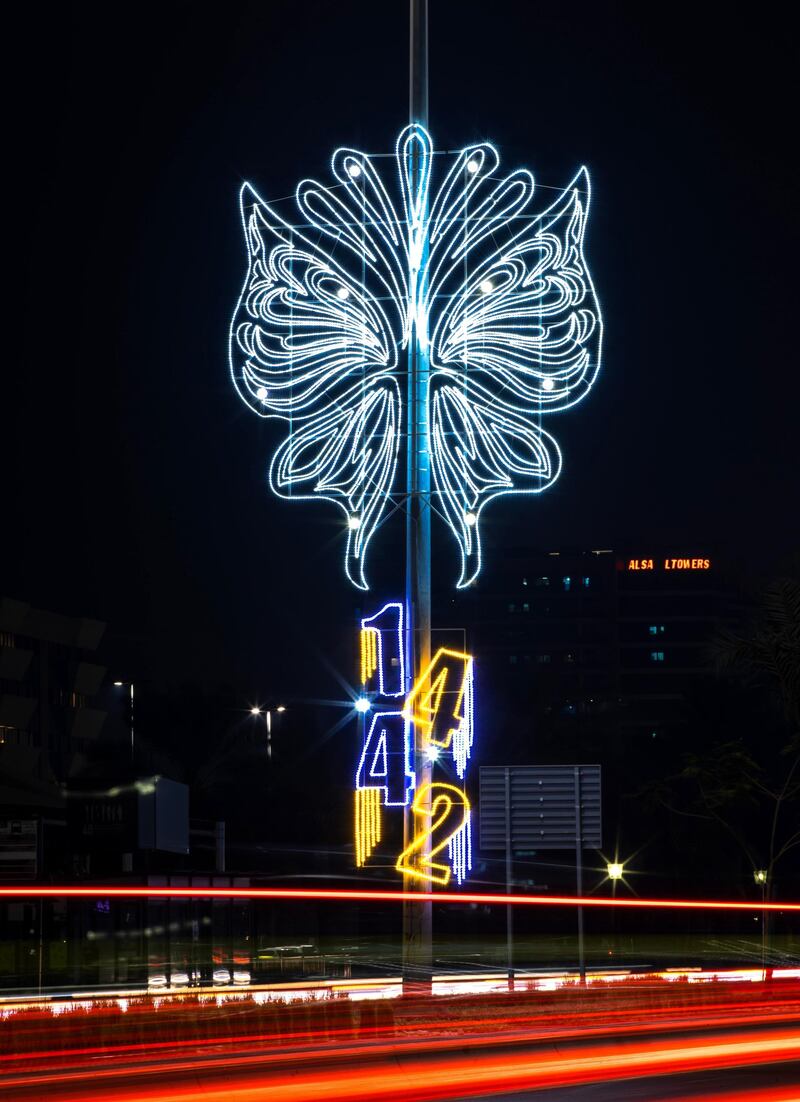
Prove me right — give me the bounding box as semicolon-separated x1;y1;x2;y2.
8;1;799;702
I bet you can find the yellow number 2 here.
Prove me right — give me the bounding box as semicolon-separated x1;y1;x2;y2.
395;782;470;886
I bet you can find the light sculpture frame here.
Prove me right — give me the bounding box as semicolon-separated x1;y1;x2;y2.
230;125;602;590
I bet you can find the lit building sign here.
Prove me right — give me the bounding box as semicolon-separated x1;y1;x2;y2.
355;602;473;885
626;558;711;572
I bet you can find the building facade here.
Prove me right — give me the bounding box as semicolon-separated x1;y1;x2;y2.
0;596;107;880
451;549;745;760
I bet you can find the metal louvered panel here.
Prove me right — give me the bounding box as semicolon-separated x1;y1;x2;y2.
479;765;601;852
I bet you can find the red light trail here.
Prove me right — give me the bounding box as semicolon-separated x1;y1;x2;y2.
3;1025;799;1102
0;884;795;910
4;1000;800;1078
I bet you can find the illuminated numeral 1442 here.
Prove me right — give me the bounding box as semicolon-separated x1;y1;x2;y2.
355;604;473;885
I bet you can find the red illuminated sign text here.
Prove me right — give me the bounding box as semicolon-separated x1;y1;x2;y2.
626;558;711;572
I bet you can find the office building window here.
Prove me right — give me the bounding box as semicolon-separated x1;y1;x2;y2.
563;576;571;591
650;651;665;662
522;602;530;613
508;602;516;613
509;654;518;665
535;576;550;588
648;625;666;636
537;654;552;664
582;576;591;588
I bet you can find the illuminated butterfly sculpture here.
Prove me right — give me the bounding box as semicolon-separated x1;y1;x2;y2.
230;125;602;590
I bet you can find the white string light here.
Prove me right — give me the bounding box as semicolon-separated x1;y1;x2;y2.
448;810;472;885
230;125;602;589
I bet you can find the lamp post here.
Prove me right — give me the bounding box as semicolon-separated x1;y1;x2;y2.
606;860;626;957
250;705;286;760
113;680;135;762
754;869;768;973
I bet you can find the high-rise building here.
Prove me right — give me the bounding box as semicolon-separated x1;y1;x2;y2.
450;549;745;758
0;596;107;879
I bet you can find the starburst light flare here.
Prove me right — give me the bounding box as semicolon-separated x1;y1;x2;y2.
230;125;602;589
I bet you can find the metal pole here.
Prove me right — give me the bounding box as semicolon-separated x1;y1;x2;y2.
574;766;586;984
402;0;432;995
37;898;44;996
215;821;226;873
505;768;514;991
761;878;768;977
129;682;135;762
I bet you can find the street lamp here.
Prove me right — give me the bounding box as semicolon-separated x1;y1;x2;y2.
113;680;135;761
354;697;371;714
250;704;286;760
607;862;624;881
754;869;769;972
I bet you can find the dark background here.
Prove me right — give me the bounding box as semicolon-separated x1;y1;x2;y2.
7;0;799;705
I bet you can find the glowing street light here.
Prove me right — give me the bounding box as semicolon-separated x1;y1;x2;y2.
754;869;769;971
249;704;287;759
607;862;624;881
354;698;371;714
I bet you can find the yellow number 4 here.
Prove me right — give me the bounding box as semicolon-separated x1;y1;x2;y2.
403;647;472;750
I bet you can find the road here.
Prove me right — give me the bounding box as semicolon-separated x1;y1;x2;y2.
3;1006;800;1101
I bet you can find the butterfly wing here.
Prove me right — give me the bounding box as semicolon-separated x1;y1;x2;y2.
428;166;602;586
230;182;403;589
430;379;561;587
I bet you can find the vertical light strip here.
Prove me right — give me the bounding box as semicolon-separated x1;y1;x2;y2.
450;657;474;779
360;627;379;685
448;810;473;885
355;787;382;867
